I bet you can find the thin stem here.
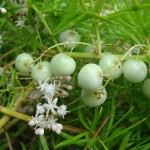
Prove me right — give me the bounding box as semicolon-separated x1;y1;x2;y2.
88;4;150;21
121;44;145;61
32;5;62;52
33;41;149;63
80;0;87;11
0;106;31;122
95;21;101;54
0;105;84;133
132;0;144;25
34;41;97;63
0;118;19;135
83;97;123;150
46;50;149;63
0;61;15;71
5;130;13;150
0;87;33;129
110;4;150;18
0;43;28;60
0;116;11;131
0;86;29;92
98;138;108;150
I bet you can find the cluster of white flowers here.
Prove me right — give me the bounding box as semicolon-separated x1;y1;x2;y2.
28;76;72;135
10;0;28;28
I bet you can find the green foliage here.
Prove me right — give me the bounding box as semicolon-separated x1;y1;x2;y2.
0;0;150;149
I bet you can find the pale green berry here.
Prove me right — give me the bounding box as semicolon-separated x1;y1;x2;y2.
31;61;52;82
99;54;122;79
50;53;76;76
78;64;103;91
15;53;34;73
58;29;80;49
123;59;147;83
84;45;94;53
81;85;107;107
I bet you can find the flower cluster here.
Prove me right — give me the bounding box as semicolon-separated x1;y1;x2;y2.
28;76;72;135
10;0;28;28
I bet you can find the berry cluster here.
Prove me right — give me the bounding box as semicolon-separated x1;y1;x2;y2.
58;29;149;101
15;52;76;135
15;53;76;82
15;29;149;135
78;53;149;106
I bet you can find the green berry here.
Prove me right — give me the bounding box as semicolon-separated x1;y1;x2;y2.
123;59;147;83
15;53;34;73
31;61;52;82
50;53;76;76
81;86;107;107
78;64;103;91
59;29;80;49
99;54;122;79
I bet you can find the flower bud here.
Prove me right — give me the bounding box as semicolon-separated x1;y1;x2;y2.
0;7;7;14
38;128;44;135
28;120;35;126
57;123;63;130
52;124;58;131
35;128;44;135
66;85;72;90
56;129;61;134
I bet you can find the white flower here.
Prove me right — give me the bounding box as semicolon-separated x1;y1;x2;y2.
29;115;45;127
46;115;58;129
28;120;36;126
37;79;55;100
36;103;45;115
0;7;7;14
44;98;58;115
56;128;61;134
52;123;63;134
28;75;71;135
46;115;63;134
57;105;68;118
36;115;45;124
37;79;50;91
61;90;69;97
15;16;26;28
35;128;44;135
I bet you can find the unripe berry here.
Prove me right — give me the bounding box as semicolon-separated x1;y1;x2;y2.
78;64;103;91
81;85;107;107
99;54;122;79
31;61;52;82
15;53;34;73
59;29;80;49
123;59;147;83
50;53;76;76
